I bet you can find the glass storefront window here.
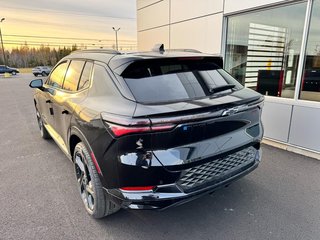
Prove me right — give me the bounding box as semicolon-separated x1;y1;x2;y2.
300;0;320;102
225;2;307;98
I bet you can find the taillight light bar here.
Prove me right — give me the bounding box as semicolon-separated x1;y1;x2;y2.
101;112;175;137
108;124;151;137
120;186;155;191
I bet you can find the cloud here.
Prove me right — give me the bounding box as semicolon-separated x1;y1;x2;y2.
0;0;137;49
1;0;136;19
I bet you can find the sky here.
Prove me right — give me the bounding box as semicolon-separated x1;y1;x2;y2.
0;0;137;50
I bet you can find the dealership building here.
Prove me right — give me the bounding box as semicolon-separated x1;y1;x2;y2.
136;0;320;156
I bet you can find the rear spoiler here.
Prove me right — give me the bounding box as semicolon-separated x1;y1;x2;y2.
109;56;224;76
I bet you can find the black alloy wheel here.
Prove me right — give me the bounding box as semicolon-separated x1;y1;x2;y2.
36;109;51;139
75;150;95;214
74;142;120;218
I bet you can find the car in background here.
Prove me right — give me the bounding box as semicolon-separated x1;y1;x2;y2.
29;46;264;218
0;65;19;75
32;66;52;76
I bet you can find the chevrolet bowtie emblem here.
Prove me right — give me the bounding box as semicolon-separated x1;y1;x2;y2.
222;107;240;116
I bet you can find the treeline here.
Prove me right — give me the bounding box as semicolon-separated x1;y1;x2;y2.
0;44;79;68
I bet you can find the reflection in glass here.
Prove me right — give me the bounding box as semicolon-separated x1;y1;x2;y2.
46;62;68;88
300;0;320;102
225;2;307;98
63;60;85;91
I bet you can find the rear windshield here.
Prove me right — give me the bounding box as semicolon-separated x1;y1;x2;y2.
122;58;243;104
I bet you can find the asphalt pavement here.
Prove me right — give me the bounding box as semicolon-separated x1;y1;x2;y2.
1;73;320;240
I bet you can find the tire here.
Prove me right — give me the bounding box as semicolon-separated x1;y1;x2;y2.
41;71;47;76
36;109;51;139
74;142;120;218
33;73;38;77
11;71;17;75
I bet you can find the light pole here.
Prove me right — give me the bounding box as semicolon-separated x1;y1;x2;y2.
112;27;120;50
0;18;6;65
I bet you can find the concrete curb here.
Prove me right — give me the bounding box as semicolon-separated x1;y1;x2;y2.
262;138;320;160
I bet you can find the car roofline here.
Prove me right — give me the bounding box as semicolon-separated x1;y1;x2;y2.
62;48;223;76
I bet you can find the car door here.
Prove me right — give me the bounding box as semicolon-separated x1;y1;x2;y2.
40;60;70;136
51;60;93;151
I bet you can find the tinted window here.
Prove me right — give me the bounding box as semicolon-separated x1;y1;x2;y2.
63;60;85;91
90;64;115;96
47;61;68;88
78;61;93;90
122;59;243;103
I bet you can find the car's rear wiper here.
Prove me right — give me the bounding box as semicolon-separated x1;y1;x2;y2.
209;84;236;94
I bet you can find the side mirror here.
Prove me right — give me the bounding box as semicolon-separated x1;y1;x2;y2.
29;79;43;89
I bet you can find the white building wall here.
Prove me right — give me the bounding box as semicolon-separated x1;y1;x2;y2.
137;0;320;154
137;0;169;30
137;0;160;9
170;0;223;22
138;26;170;51
137;0;295;51
170;14;223;53
224;0;291;14
137;0;225;53
261;101;292;142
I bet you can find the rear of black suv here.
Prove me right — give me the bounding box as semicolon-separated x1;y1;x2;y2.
99;54;264;210
30;49;263;218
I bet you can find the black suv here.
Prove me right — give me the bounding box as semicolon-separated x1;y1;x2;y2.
29;47;264;218
0;65;19;75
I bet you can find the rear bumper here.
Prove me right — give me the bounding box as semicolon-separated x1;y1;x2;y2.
105;148;261;210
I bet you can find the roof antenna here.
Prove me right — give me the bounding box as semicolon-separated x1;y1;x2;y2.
152;44;165;54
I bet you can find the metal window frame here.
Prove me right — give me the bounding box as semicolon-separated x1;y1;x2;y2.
222;0;317;107
294;0;313;100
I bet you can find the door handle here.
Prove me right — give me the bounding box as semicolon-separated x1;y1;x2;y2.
62;110;69;115
46;100;51;103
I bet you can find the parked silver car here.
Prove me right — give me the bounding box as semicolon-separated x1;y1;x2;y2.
32;66;52;76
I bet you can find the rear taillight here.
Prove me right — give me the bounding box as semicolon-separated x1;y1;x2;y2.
108;124;151;137
101;112;175;137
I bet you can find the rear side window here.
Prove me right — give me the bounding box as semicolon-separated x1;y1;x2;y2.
46;61;68;88
78;61;93;90
122;58;243;103
63;60;85;91
89;64;117;97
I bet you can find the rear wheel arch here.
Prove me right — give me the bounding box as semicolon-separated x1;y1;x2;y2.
69;126;106;185
70;134;82;161
74;141;120;218
69;127;93;162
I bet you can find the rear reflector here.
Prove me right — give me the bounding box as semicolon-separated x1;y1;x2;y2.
120;186;155;191
90;152;102;175
151;124;175;131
